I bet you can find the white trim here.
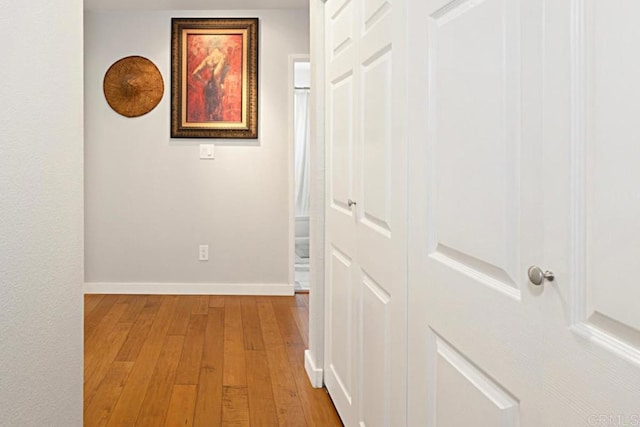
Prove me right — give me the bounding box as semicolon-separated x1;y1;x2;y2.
308;0;327;389
569;0;588;325
571;323;640;367
288;54;296;294
84;282;294;296
304;349;324;388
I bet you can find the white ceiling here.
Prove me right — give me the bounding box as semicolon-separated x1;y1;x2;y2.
84;0;308;10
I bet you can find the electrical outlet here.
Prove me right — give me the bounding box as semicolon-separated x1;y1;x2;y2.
199;245;209;261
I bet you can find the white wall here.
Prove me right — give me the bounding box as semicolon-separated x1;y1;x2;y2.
0;0;84;424
84;9;309;291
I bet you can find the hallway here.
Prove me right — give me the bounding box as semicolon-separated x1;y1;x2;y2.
84;294;342;426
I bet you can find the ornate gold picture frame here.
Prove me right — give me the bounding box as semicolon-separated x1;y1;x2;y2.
171;18;258;138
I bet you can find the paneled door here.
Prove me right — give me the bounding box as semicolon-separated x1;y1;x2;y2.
408;0;640;425
539;0;640;422
324;0;407;425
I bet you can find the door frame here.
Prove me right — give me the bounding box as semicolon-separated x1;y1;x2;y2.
288;53;311;293
305;0;328;388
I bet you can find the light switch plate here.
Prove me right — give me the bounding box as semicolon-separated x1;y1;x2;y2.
199;144;215;159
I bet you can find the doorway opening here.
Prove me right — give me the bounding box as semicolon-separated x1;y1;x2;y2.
291;57;311;292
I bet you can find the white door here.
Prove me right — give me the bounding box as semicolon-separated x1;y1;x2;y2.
540;0;640;422
407;0;640;425
323;0;407;425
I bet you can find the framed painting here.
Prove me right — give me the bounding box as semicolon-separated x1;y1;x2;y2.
171;18;258;138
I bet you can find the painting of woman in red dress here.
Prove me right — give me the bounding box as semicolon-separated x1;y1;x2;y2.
186;34;244;123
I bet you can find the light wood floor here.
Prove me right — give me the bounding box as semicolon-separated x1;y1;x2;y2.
84;294;342;426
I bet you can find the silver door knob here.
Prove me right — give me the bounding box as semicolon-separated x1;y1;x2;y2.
528;266;555;286
347;199;357;207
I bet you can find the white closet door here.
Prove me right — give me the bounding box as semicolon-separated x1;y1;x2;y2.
324;0;407;425
540;0;640;423
407;0;640;425
407;0;544;424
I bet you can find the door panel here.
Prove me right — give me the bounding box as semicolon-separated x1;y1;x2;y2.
364;0;391;30
429;0;521;295
360;274;391;427
325;0;407;424
327;246;354;405
329;74;355;213
361;49;392;237
429;331;520;427
329;0;355;61
408;0;544;425
539;1;640;422
585;1;640;335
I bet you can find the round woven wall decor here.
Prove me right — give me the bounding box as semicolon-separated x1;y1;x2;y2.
103;56;164;118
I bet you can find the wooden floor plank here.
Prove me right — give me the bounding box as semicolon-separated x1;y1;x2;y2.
254;296;272;304
84;361;134;427
208;295;225;308
221;386;250;427
119;295;147;323
240;296;265;351
135;335;185;426
272;302;304;346
106;296;178;426
84;303;127;349
117;295;136;304
167;296;197;336
115;304;159;362
295;293;309;307
143;295;163;309
291;307;310;348
164;385;197;427
193;367;223;427
84;295;121;341
192;295;209;315
287;344;343;427
85;320;133;408
85;302;128;354
193;308;225;427
257;302;308;426
85;294;105;315
257;302;282;347
201;308;225;369
175;314;207;385
223;297;247;387
269;296;300;308
245;350;279;427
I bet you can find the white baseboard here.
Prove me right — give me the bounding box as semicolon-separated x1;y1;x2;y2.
304;349;324;388
84;282;295;296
